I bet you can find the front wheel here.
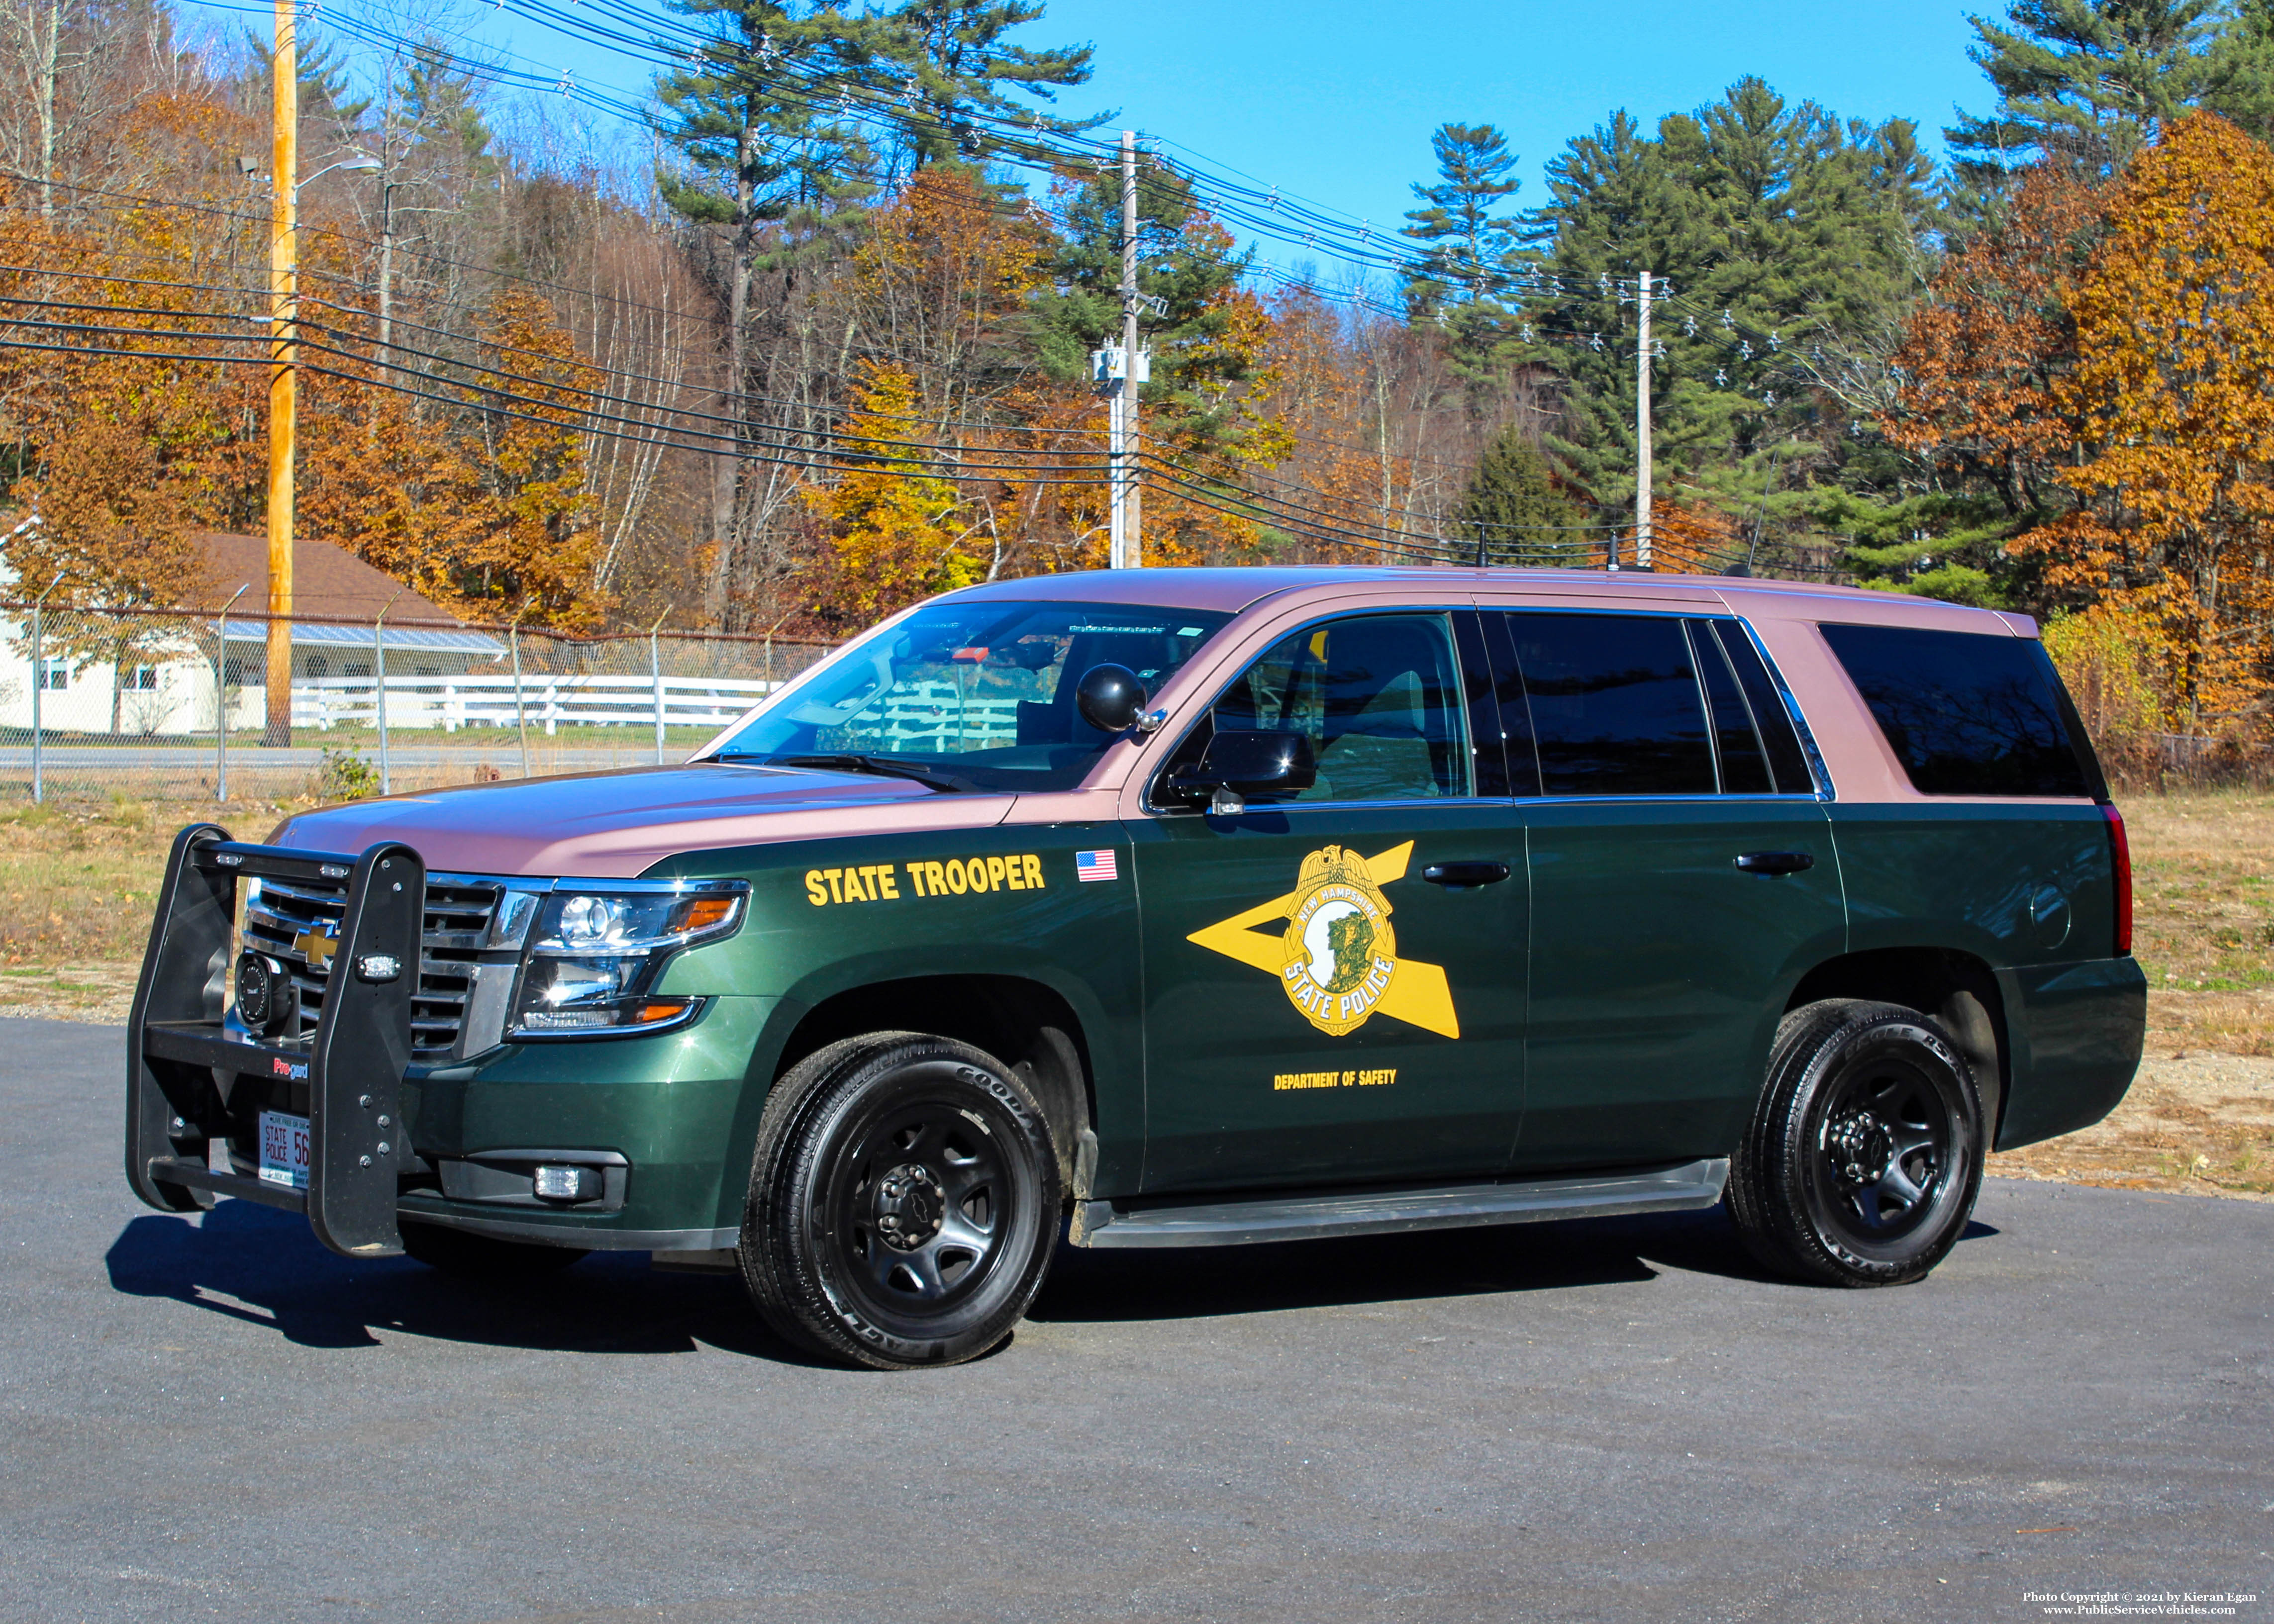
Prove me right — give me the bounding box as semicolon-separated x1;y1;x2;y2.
740;1033;1062;1369
1729;999;1984;1287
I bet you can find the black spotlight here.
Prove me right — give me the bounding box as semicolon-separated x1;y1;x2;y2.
235;952;296;1037
1075;663;1148;734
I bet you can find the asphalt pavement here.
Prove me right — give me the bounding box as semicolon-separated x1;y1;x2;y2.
3;1015;2268;1624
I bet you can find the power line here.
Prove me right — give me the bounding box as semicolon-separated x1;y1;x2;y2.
0;216;1508;477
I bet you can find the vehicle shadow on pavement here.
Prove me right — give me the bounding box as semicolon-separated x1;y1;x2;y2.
102;1200;827;1364
1029;1206;2002;1323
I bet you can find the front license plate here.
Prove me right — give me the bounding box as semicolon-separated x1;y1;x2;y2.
259;1110;311;1190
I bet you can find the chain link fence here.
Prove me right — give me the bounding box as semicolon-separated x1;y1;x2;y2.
0;601;840;806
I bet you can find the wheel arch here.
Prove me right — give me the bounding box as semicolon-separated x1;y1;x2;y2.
1784;947;2011;1145
767;974;1097;1199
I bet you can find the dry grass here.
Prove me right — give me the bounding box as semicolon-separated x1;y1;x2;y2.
4;787;2272;1199
0;795;285;1023
2117;790;2274;1055
1989;1052;2274;1200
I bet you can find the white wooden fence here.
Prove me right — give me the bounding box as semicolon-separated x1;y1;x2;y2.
290;673;778;734
289;674;1045;749
858;683;1023;750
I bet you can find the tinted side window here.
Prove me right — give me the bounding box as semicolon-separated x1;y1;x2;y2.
1819;622;2090;797
1174;613;1473;802
1503;612;1716;796
1710;620;1814;793
1452;611;1513;797
1482;612;1543;798
1690;622;1774;793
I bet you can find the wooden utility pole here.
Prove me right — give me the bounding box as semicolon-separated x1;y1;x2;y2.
265;0;297;745
1119;130;1143;567
1635;268;1654;573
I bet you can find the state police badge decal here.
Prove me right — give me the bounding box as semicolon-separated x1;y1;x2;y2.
1279;845;1397;1036
1185;840;1461;1041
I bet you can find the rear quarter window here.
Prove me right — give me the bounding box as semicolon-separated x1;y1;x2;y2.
1818;622;2092;797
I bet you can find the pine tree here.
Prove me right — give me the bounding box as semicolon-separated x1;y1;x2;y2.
2205;0;2274;141
653;2;877;229
1031;158;1263;459
1401;122;1523;347
1518;106;1673;518
882;0;1103;174
1519;80;1936;542
1457;426;1586;565
654;2;879;609
1946;0;2220;184
396;47;499;181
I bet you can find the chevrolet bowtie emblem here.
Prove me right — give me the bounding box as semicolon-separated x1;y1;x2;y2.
292;924;339;970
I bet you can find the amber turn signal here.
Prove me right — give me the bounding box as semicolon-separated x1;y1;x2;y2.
671;896;738;935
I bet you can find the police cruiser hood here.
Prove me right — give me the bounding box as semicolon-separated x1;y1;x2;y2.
267;762;1016;879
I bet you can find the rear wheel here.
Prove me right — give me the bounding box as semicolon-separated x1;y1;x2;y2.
1729;999;1984;1287
398;1220;589;1277
740;1033;1061;1370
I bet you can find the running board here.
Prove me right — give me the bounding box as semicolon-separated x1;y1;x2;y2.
1071;1158;1728;1249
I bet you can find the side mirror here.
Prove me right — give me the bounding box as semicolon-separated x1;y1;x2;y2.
1168;730;1317;806
1075;663;1148;734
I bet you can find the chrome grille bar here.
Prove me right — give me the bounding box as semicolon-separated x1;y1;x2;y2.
234;868;516;1063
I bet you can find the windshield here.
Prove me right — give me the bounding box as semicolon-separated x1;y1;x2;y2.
709;600;1234;793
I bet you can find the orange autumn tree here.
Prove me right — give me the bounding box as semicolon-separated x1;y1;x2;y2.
1885;168;2109;523
1254;284;1388;561
300;288;605;629
2017;114;2274;732
454;291;606;627
0;196;260;726
842;169;1095;585
806;362;982;624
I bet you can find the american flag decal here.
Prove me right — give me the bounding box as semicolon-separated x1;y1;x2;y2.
1075;850;1118;883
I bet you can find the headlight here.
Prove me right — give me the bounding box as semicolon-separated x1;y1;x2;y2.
508;882;747;1038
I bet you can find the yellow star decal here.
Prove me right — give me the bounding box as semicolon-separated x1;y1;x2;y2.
1185;840;1460;1040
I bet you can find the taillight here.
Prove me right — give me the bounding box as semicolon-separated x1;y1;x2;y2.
2103;803;2132;956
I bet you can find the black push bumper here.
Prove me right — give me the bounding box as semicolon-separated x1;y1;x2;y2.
125;824;425;1257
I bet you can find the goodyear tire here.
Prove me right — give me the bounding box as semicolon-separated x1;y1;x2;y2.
398;1219;589;1276
740;1032;1062;1370
1729;999;1985;1288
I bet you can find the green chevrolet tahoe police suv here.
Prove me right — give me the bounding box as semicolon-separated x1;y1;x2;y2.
125;568;2145;1369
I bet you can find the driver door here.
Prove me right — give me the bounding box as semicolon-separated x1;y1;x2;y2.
1129;610;1530;1196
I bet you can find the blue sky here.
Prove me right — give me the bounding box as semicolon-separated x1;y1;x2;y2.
1031;0;1988;231
255;0;1995;271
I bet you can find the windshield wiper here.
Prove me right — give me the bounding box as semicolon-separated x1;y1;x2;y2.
733;752;979;795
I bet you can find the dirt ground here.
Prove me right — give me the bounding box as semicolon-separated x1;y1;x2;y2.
7;788;2271;1201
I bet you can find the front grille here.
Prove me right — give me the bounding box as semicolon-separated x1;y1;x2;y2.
240;872;510;1063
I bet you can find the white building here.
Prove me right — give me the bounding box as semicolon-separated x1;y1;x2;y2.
1;530;502;737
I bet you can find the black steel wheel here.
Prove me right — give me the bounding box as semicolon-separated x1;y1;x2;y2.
740;1033;1060;1369
398;1219;589;1277
1729;999;1984;1287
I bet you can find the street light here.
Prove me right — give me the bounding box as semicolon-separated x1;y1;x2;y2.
297;154;381;192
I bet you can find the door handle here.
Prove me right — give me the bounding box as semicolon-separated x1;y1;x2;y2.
1734;851;1815;876
1422;861;1511;888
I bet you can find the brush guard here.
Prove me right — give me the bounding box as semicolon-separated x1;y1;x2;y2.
125;823;425;1257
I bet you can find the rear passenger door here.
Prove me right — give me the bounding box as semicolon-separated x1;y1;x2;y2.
1497;610;1848;1173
